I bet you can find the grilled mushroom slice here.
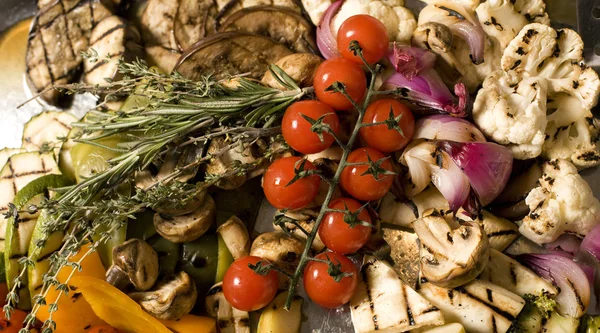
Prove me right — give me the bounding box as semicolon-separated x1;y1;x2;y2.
205;282;251;333
105;239;159;291
273;208;325;251
379;186;449;228
217;216;250;260
83;16;143;86
129;271;197;321
262;53;322;90
441;210;518;252
219;6;316;53
174;32;292;81
250;232;305;287
205;137;264;190
153;194;216;243
414;210;489;289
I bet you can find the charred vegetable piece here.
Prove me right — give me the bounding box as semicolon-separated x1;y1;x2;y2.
83;16;143;87
219;6;316;53
174;0;219;49
257;291;303;333
173;32;292;81
105;239;159;292
153;194;216;243
414;210;489;289
26;0;114;105
350;256;444;333
22;111;77;157
205;282;250;333
262;53;323;90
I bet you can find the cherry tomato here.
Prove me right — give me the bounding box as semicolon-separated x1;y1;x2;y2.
340;147;394;201
87;325;120;333
337;15;389;65
313;58;367;111
0;283;8;307
359;99;415;152
223;256;279;311
263;157;321;210
0;308;27;333
282;100;340;154
303;252;358;308
319;198;372;254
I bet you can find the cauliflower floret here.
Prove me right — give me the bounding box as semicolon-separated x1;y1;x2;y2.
519;159;600;244
329;0;416;43
476;0;549;51
473;70;548;159
301;0;333;26
475;23;600;167
421;0;480;10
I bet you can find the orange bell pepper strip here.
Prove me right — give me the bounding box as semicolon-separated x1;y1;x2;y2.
161;315;217;333
36;243;107;333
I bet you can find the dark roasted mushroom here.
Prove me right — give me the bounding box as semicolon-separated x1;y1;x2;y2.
105;238;159;291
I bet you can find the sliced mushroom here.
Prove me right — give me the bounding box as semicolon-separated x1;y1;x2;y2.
135;145;205;191
441;210;518;252
273;208;325;251
217;216;251;260
413;210;490;289
206;282;251;333
379;186;449;228
129;271;197;321
304;145;343;163
154;194;216;243
105;239;159;291
205;136;262;190
152;188;208;217
250;232;306;287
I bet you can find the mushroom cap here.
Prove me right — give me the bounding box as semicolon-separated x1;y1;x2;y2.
250;232;305;274
129;271;198;321
154;194;216;243
153;188;208;217
109;238;159;291
205;136;259;190
217;216;250;260
414;210;490;288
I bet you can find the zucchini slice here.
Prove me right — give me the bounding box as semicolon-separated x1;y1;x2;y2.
22;111;77;157
0;148;26;171
4;174;71;309
0;152;60;254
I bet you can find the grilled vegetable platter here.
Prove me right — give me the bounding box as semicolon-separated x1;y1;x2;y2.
0;0;599;332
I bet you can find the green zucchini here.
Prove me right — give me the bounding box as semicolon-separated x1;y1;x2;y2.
22;111;77;157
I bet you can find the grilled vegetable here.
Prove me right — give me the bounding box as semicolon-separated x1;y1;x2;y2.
262;53;323;90
217;216;250;260
105;239;159;291
26;0;114;104
22;111;77;157
419;280;526;333
441;210;519;252
0;148;25;172
273;208;325;251
215;0;302;26
0;152;60;260
250;232;305;288
83;16;143;87
5;174;71;309
205;282;250;333
479;249;557;298
173;32;292;81
153;194;216;243
257;291;303;333
219;6;316;53
350;256;444;333
414;210;489;288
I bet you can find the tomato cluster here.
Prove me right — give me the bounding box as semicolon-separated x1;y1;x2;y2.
226;15;416;312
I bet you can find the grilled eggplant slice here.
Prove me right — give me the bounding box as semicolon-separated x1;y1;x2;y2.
83;16;143;87
419;280;526;333
215;0;302;27
22;111;77;157
175;0;219;50
26;0;114;105
350;256;444;333
174;32;292;80
219;6;316;53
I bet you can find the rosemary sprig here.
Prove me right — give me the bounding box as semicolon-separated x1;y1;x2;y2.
7;60;306;332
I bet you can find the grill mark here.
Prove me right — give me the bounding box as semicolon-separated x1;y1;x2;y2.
0;169;54;180
492;316;498;333
487;229;518;238
509;262;517;286
403;284;415;326
54;118;73;131
362;264;378;330
89;23;127;45
567;278;585;311
486;288;494;302
37;249;60;263
405;200;419;218
58;0;77;59
420;306;439;314
7;160;17;196
456;286;516;320
15;216;38;225
84;51;124;74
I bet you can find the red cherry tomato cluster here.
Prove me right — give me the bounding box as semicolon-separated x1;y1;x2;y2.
258;15;415;310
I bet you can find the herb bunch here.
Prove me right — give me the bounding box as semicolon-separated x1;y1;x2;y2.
7;59;305;332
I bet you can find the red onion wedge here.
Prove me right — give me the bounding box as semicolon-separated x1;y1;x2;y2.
451;20;486;65
415;115;486;143
316;0;343;59
388;43;437;80
545;234;582;258
519;253;591;318
438;141;513;206
580;224;600;263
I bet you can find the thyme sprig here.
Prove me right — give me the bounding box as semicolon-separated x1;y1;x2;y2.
7;60;306;332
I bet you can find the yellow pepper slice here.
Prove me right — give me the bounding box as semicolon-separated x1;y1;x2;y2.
69;276;172;333
161;315;217;333
36;244;107;333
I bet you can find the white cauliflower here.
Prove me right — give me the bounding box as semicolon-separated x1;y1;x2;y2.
473;70;548;159
519;159;600;244
302;0;417;44
475;23;600;167
476;0;550;51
